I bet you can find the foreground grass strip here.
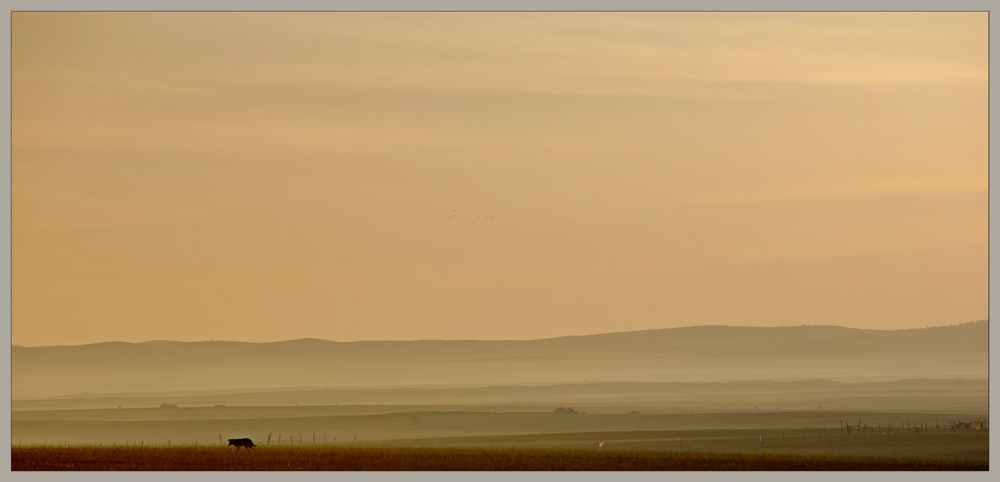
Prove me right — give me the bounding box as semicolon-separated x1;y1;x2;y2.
12;444;988;471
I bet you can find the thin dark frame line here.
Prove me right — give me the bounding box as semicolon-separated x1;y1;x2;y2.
7;10;995;13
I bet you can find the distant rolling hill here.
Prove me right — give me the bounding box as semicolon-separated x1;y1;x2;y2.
12;321;988;399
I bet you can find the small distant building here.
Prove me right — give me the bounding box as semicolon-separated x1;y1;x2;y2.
553;407;579;414
159;403;177;409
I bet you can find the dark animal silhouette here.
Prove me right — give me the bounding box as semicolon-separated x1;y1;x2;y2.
228;438;257;451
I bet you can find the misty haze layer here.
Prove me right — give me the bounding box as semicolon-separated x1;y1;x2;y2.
13;322;987;399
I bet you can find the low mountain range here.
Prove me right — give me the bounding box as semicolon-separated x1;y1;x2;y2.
13;321;988;399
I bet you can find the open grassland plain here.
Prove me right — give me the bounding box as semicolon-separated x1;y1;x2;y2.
12;427;987;461
11;444;988;471
12;407;987;453
12;378;988;413
376;428;990;459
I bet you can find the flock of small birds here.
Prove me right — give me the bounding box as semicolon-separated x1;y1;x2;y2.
445;209;584;227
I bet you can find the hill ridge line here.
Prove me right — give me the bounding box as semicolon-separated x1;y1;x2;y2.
12;320;987;348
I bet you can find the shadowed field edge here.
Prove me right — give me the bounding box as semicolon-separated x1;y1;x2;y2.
11;445;988;471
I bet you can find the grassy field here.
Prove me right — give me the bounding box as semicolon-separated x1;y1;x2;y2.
11;444;989;471
374;428;990;459
13;406;985;436
13;407;987;458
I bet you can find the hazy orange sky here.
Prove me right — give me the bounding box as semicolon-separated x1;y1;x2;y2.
12;12;987;346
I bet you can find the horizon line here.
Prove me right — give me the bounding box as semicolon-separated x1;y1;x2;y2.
12;319;988;348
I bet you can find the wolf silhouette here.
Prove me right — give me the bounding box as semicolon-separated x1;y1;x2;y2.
228;438;257;451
